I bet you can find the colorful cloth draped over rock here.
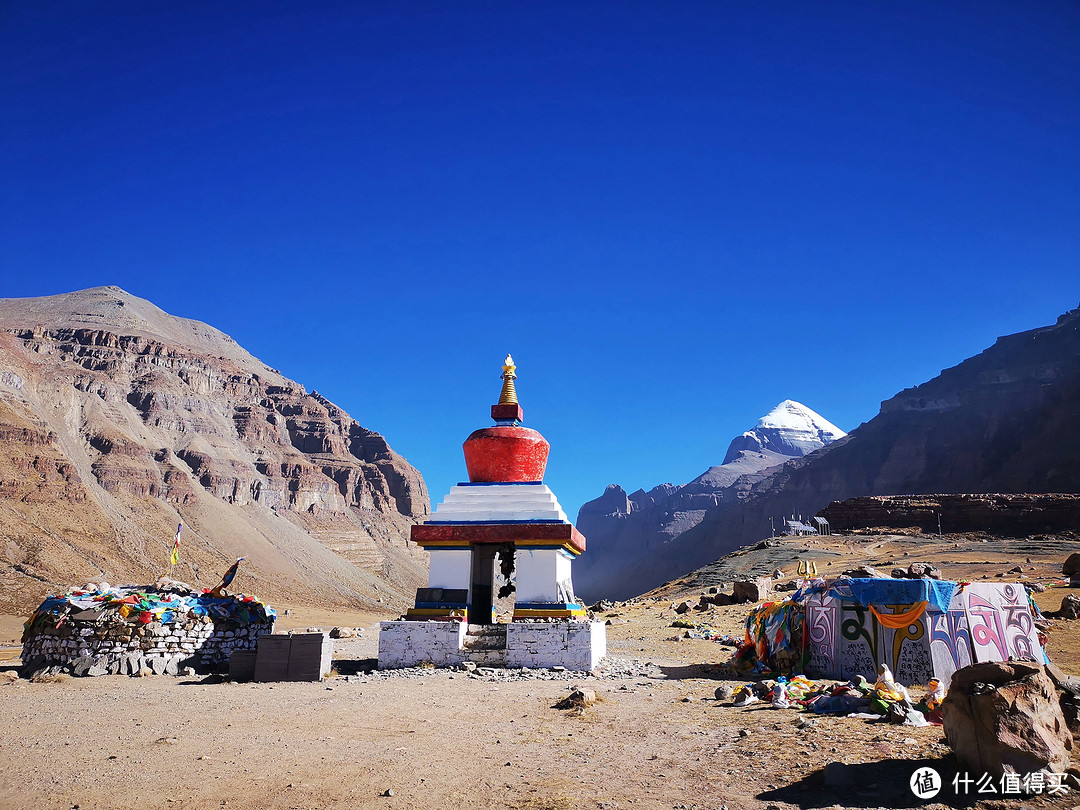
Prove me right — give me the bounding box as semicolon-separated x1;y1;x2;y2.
22;583;275;641
832;578;956;613
868;601;928;629
734;600;806;673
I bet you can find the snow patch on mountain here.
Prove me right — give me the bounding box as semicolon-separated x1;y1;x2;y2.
722;400;846;464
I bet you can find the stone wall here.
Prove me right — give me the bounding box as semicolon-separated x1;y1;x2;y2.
21;616;272;677
819;493;1080;534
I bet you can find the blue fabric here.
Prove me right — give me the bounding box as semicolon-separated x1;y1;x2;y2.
830;578;956;612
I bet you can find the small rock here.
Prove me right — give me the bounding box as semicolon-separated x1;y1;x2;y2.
1063;553;1080;577
554;689;597;709
714;685;734;701
381;788;393;797
738;728;751;737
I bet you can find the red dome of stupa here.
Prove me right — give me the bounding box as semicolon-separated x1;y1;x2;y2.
461;355;550;483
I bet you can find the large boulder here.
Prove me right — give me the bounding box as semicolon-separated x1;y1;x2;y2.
1060;594;1080;620
732;577;773;604
1063;553;1080;576
942;661;1073;779
906;561;943;580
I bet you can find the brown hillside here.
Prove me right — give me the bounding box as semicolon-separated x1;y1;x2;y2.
0;287;429;613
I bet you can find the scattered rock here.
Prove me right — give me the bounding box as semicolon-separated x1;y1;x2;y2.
329;627;357;639
733;577;772;603
907;562;943;579
840;566;880;579
1061;595;1080;620
381;788;393;797
942;661;1073;779
674;601;693;615
714;685;734;701
1063;553;1080;577
553;689;598;710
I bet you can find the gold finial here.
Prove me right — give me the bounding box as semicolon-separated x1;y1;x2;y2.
498;354;518;404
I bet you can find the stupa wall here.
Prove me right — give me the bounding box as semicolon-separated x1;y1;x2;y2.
378;620;470;668
506;621;605;670
427;549;471;590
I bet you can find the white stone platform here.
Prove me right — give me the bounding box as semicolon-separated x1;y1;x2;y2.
378;620;606;671
427;482;570;523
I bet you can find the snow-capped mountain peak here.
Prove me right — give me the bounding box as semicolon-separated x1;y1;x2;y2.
722;400;846;464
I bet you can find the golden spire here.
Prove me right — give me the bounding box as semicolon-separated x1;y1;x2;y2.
498;353;518;405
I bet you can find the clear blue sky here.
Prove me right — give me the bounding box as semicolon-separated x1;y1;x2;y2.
2;2;1078;519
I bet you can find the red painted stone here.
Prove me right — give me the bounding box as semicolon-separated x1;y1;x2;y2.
412;522;586;554
462;426;549;483
491;403;524;422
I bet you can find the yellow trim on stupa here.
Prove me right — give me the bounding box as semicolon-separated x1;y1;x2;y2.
498;353;518;404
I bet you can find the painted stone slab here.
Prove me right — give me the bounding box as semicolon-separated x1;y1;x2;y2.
962;582;1043;664
804;591;841;679
836;596;937;684
837;600;881;682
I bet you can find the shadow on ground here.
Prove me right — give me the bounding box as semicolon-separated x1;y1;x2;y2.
333;658;379;676
757;755;983;809
657;663;729;680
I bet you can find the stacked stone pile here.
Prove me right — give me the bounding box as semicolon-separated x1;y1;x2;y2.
21;579;275;678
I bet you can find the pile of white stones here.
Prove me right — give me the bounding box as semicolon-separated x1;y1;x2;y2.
22;612;272;678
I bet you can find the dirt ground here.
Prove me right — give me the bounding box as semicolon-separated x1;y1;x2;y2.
1;531;1079;810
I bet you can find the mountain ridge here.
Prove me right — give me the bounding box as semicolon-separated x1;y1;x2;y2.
0;286;429;613
576;303;1080;601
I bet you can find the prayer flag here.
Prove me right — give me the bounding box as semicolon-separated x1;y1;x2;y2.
170;522;182;566
211;558;244;597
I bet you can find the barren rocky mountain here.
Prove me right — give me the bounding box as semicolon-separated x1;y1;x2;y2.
578;303;1080;601
0;286;429;613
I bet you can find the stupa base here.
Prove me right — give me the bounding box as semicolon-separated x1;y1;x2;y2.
378;619;605;671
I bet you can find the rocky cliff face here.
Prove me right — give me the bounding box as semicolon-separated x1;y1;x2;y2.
575;401;843;601
0;287;429;613
576;303;1080;601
